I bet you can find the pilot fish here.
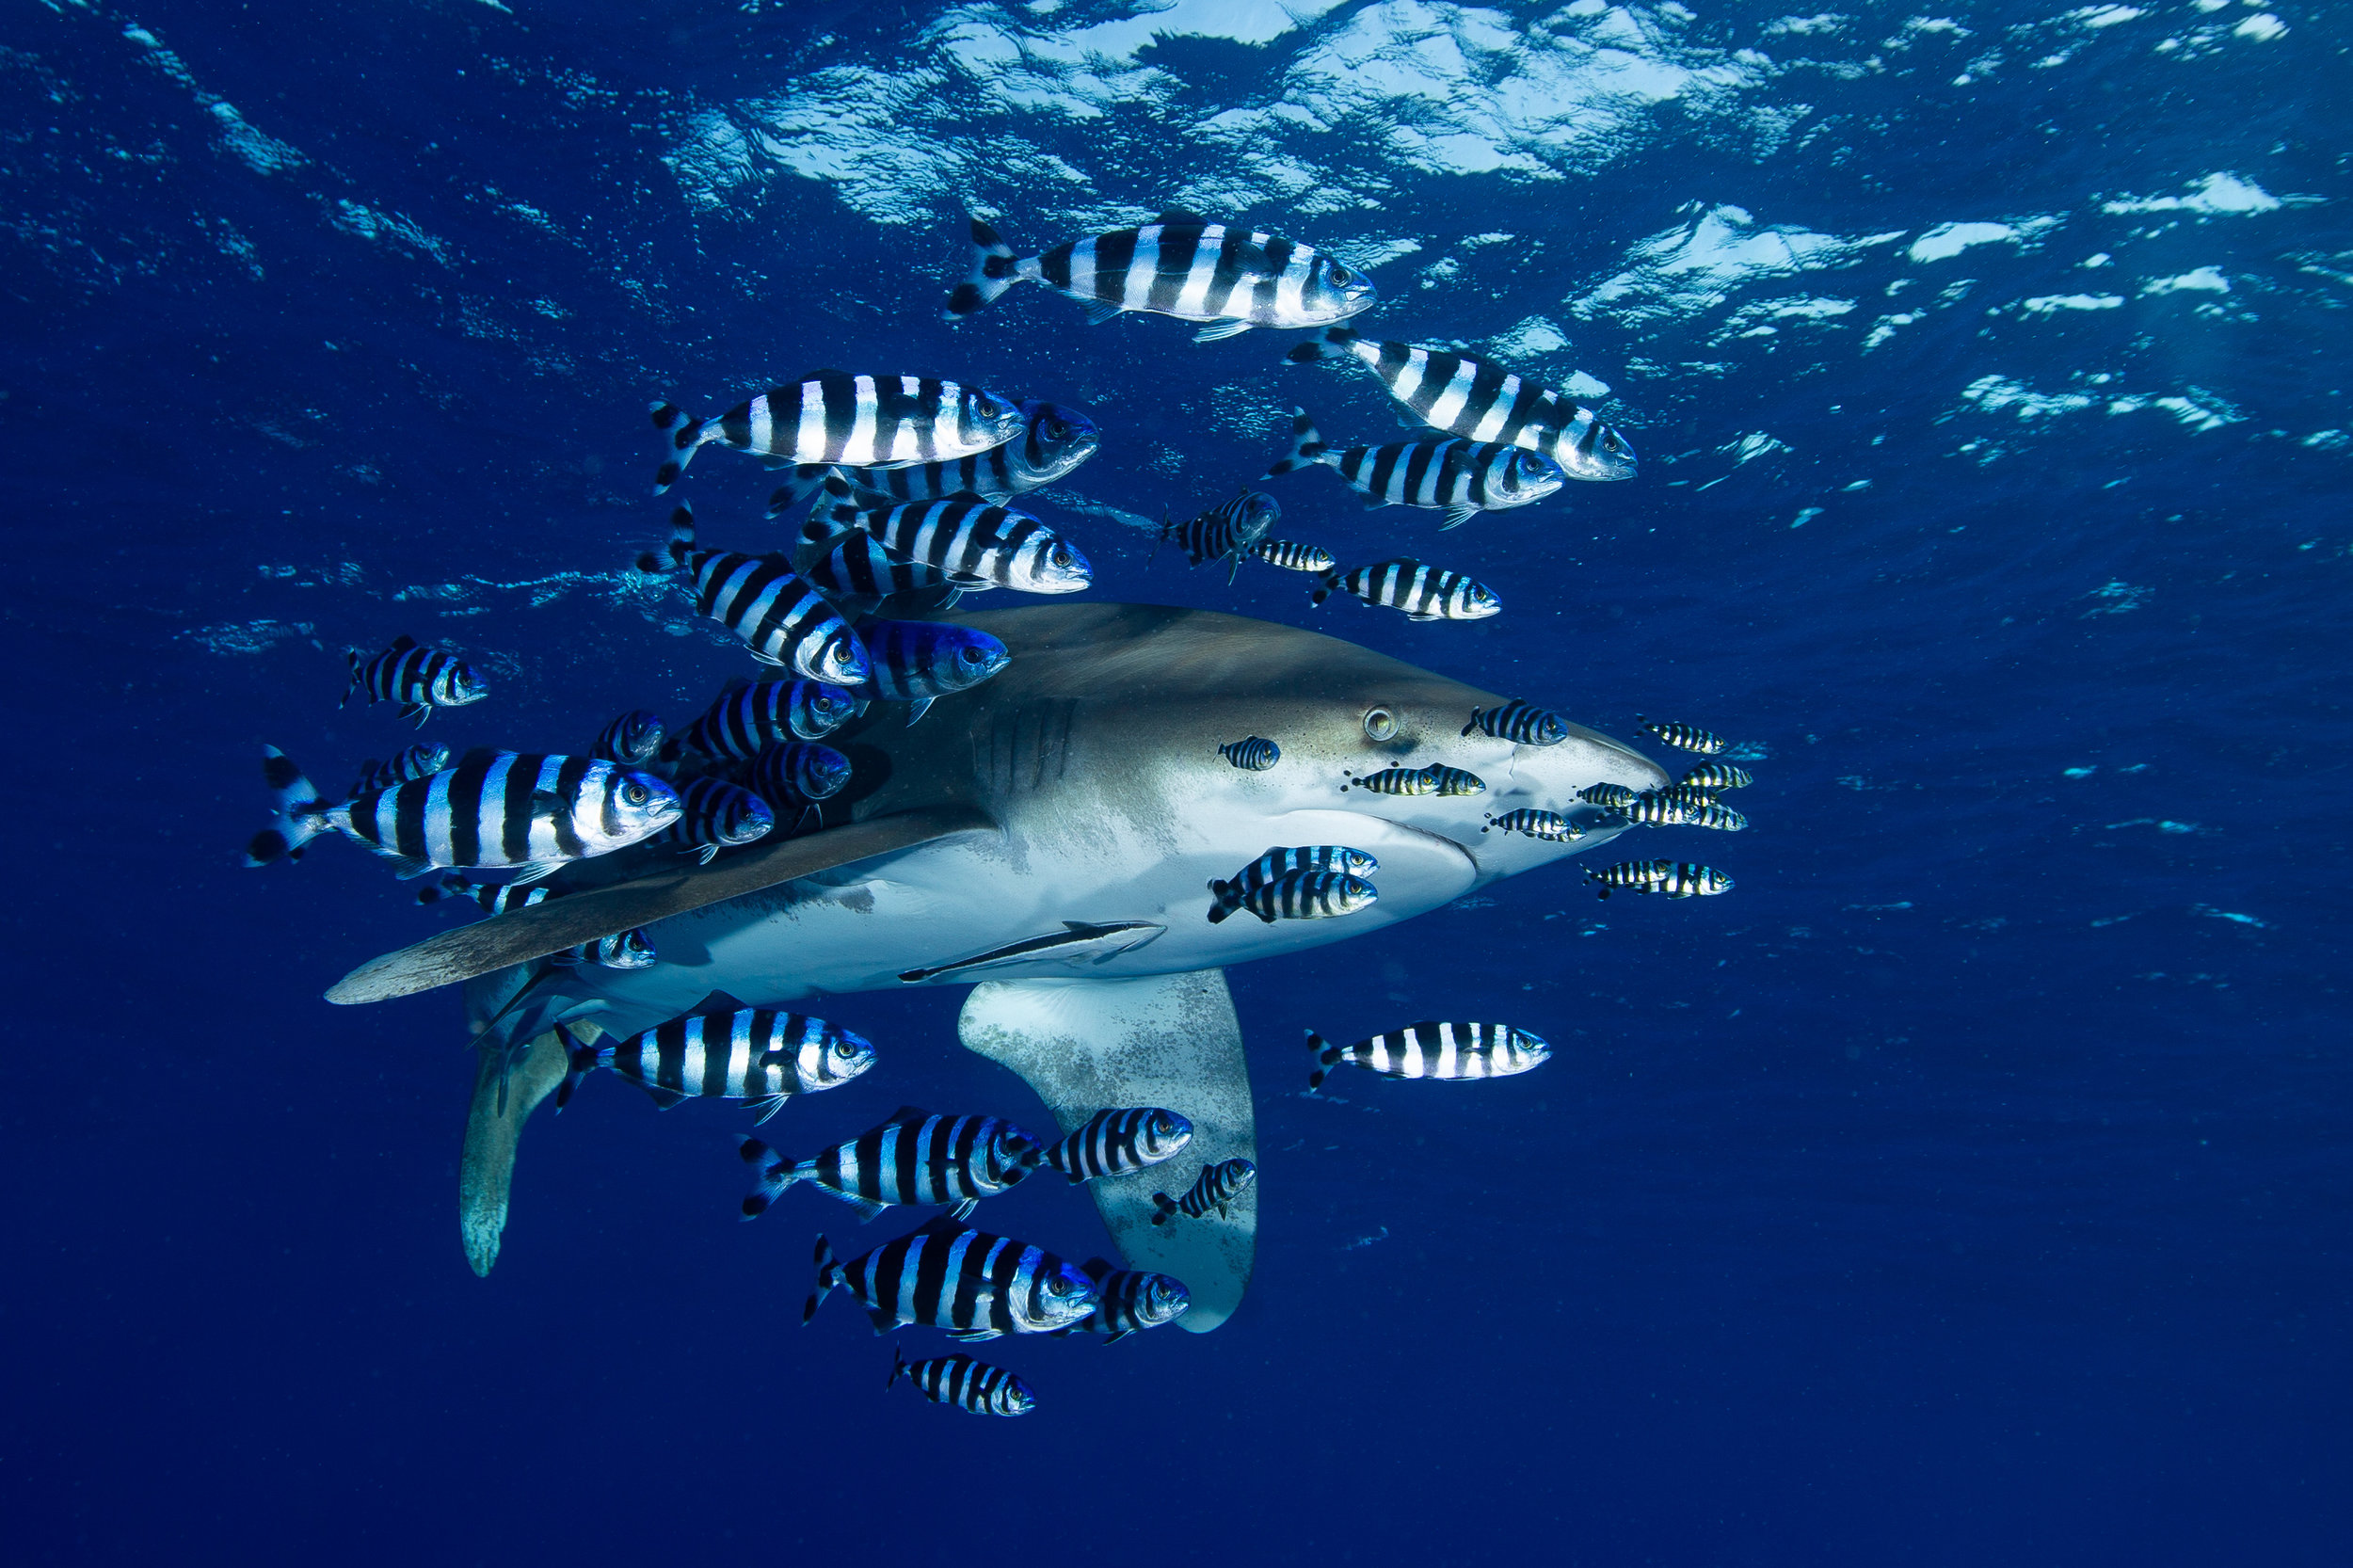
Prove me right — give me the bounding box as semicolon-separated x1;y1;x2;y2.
1217;736;1280;771
1482;808;1580;841
244;746;680;881
1042;1108;1194;1184
1207;846;1377;922
744;741;854;817
415;872;557;913
349;744;450;798
1221;869;1377;925
1309;559;1501;621
1577;783;1639;808
887;1348;1035;1416
1681;762;1754;791
342;634;488;728
1248;538;1336;573
1150;1159;1256;1225
854;619;1012;725
1587;860;1735;900
810;496;1092;596
550;928;657;970
738;1107;1043;1223
677;679;861;759
555;1007;877;1120
1305;1021;1550;1091
653;776;775;863
1267;409;1564;530
649;372;1023;492
805;1218;1099;1339
946;210;1376;343
803;533;952;603
1052;1259;1192;1343
765;400;1100;519
590;710;666;766
1286;327;1639;482
1158;489;1279;583
1463;699;1569;746
636;505;869;685
1638;718;1729;755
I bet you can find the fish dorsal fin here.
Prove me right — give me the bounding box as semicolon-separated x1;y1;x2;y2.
1080;1256;1115;1282
887;1105;936;1125
692;989;751;1016
385;632;419;652
799;367;851;382
719;676;750;696
911;1212;974;1240
1155;206;1209;227
455;747;504;772
324;805;1000;1005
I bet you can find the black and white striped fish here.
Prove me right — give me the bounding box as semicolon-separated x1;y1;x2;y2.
1463;699;1569;746
590;710;666;766
1305;1021;1550;1091
1220;869;1377;925
946;210;1375;343
349;744;450;798
1347;767;1435;796
809;497;1092;596
1652;785;1720;811
744;741;853;818
1420;765;1485;796
649;372;1023;492
341;634;488;728
1149;1158;1256;1225
1619;791;1708;827
245;746;680;881
1267;409;1562;530
1638;718;1729;755
1157;489;1278;583
550;929;657;970
1218;736;1280;771
678;678;861;759
1685;803;1749;833
1577;783;1639;808
1041;1108;1193;1184
804;533;953;604
1681;762;1754;791
739;1107;1043;1223
855;619;1011;725
1207;845;1378;923
805;1217;1098;1339
636;505;869;685
766;400;1100;519
1482;808;1580;841
654;776;775;863
1587;860;1734;900
555;1006;876;1120
415;872;557;913
1052;1258;1192;1343
887;1347;1036;1416
1249;538;1336;573
1309;558;1500;621
1287;327;1639;482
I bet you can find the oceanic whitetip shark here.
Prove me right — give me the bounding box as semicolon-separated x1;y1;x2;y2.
330;603;1669;1331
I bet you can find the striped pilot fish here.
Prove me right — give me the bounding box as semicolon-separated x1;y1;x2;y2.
1042;1107;1194;1184
590;710;666;766
805;1217;1100;1339
1619;790;1743;828
636;505;870;685
1305;1021;1550;1092
1207;845;1377;924
1219;869;1377;926
653;776;775;863
1681;762;1754;791
1464;699;1569;746
349;743;451;798
1577;783;1639;808
1652;785;1719;810
1149;1158;1257;1225
946;209;1376;343
766;400;1100;519
1286;327;1639;482
744;741;854;818
550;929;657;970
1157;489;1279;583
1349;765;1485;796
414;872;557;913
1638;718;1729;755
887;1348;1035;1417
1309;558;1501;621
1267;409;1563;530
677;678;861;759
1482;808;1581;842
738;1106;1043;1223
810;496;1092;596
1052;1258;1192;1344
1218;736;1280;771
342;634;488;728
648;371;1022;493
1249;538;1336;573
1420;765;1485;796
1686;803;1749;833
1586;860;1735;900
855;619;1012;725
245;746;680;881
555;1006;877;1121
804;533;953;605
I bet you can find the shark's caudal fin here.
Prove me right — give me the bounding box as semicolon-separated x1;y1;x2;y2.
944;216;1026;321
1262;408;1333;478
957;970;1256;1333
457;967;585;1277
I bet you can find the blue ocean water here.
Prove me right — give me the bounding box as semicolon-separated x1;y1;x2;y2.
4;0;2347;1560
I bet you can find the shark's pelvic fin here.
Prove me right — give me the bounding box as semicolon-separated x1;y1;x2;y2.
458;967;584;1277
327;805;1000;1005
957;969;1255;1333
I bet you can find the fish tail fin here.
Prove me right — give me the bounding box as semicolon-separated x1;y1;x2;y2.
635;504;696;576
737;1134;798;1219
800;484;862;548
340;649;364;709
649;401;705;494
1263;408;1331;477
1148;1192;1178;1227
765;465;838;520
244;745;332;867
804;1233;843;1325
414;873;456;905
886;1344;908;1390
944;216;1025;321
1305;1028;1339;1092
1307;568;1340;607
1283;326;1359;364
1204;877;1238;924
552;1023;604;1112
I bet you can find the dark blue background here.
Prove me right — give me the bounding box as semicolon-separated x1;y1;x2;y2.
4;2;2345;1562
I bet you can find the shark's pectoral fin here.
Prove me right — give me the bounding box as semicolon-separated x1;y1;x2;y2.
957;970;1255;1333
458;967;585;1277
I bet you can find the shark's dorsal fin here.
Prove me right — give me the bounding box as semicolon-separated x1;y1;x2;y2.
326;805;999;1004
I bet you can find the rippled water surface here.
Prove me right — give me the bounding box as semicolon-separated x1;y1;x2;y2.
3;2;2346;1562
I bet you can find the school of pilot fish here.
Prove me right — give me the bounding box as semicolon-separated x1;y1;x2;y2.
244;205;1760;1417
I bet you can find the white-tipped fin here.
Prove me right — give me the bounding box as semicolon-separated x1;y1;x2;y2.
1193;319;1255;344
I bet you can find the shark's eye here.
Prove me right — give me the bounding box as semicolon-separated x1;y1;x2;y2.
1362;707;1399;741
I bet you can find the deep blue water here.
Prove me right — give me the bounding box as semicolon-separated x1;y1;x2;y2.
5;1;2348;1561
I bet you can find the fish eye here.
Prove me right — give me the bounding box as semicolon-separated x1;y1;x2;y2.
619;780;649;807
1048;543;1071;566
1362;707;1398;741
1329;264;1352;283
